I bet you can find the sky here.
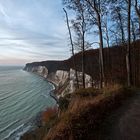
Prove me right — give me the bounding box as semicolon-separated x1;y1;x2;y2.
0;0;70;65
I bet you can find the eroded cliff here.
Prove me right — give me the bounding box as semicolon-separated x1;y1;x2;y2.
24;63;92;97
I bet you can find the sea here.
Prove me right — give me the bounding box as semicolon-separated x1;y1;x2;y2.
0;66;55;140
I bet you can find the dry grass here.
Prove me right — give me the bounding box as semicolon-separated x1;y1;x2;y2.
44;85;136;140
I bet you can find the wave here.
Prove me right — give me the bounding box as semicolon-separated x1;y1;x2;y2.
0;120;19;134
0;99;23;113
0;67;55;140
0;89;38;112
0;92;18;102
48;82;56;90
0;89;26;102
17;104;34;114
3;124;25;140
15;125;31;140
42;94;49;98
3;120;33;140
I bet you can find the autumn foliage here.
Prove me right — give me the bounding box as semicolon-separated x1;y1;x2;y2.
44;86;136;140
42;106;58;125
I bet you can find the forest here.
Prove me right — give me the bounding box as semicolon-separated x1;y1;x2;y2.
62;0;140;88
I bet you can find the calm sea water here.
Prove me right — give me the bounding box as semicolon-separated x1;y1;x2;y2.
0;66;55;140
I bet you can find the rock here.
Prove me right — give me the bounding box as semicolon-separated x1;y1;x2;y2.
24;66;93;98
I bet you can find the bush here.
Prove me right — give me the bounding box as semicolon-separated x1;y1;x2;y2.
42;106;58;126
58;96;70;111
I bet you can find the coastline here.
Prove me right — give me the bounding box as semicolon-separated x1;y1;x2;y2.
23;69;59;106
49;90;59;104
47;79;59;104
23;70;59;104
20;70;59;139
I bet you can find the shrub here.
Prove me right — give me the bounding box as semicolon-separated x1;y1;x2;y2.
58;96;70;111
42;106;58;126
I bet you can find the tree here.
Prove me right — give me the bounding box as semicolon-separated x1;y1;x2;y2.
103;14;110;49
126;0;132;86
110;4;127;44
63;8;79;89
135;0;140;22
131;18;136;42
85;0;105;88
63;0;90;88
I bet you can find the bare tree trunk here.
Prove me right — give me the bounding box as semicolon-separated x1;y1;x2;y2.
85;0;105;88
105;29;110;49
98;18;105;88
117;11;125;44
82;40;85;88
104;18;110;48
131;19;136;42
81;10;86;89
126;0;132;87
63;8;79;89
131;19;136;86
104;19;111;85
135;0;140;23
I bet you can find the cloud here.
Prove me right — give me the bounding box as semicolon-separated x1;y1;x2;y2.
0;3;9;20
0;0;70;65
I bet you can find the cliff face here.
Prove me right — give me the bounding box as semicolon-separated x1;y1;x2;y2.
25;66;48;78
24;64;92;97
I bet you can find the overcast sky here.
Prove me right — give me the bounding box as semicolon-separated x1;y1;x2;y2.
0;0;71;65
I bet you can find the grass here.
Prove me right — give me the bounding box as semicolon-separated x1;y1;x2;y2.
44;85;136;140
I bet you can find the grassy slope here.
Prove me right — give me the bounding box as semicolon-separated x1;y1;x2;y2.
44;85;136;140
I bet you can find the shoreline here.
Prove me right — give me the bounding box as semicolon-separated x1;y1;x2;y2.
23;70;59;105
20;70;59;139
49;90;59;104
23;69;59;107
47;79;59;104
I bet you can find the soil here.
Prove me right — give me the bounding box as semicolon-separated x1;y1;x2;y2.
100;92;140;140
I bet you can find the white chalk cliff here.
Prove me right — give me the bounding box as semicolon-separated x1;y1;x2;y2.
25;66;92;97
